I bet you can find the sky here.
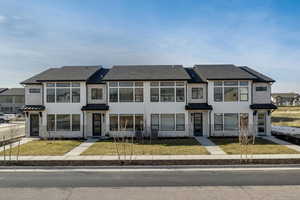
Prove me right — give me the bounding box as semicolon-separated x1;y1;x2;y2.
0;0;300;92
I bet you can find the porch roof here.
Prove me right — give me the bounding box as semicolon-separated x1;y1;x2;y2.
81;104;109;111
21;105;45;111
185;103;213;110
250;103;277;110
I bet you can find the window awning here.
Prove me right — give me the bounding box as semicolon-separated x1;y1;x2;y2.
21;105;45;111
185;103;213;110
250;104;277;110
81;104;109;111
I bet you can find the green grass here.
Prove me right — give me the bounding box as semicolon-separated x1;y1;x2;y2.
210;137;299;154
81;138;209;155
0;140;82;156
272;106;300;127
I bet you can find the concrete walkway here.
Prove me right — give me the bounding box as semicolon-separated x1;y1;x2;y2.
65;138;98;156
0;138;38;152
263;136;300;152
195;137;226;155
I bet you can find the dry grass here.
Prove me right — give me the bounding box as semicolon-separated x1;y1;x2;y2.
272;106;300;127
81;138;209;155
210;137;299;154
0;140;82;156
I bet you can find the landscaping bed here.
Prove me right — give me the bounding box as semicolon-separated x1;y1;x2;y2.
210;137;300;154
0;140;82;156
81;138;209;155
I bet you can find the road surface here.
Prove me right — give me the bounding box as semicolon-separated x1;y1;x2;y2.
1;166;300;199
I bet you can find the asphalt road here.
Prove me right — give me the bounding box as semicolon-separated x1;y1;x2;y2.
1;168;300;188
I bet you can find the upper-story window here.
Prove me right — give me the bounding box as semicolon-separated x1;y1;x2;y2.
256;86;267;92
213;81;249;102
150;81;185;102
91;88;103;100
46;82;80;103
109;82;143;103
192;88;203;99
29;88;40;93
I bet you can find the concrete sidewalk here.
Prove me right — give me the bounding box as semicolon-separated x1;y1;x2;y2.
263;136;300;152
65;138;98;156
195;137;226;155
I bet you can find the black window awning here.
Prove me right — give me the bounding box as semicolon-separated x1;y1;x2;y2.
185;103;213;110
81;104;109;111
250;104;277;110
21;105;45;111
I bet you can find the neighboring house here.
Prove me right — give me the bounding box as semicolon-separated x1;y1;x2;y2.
0;88;25;114
271;93;300;106
21;64;276;138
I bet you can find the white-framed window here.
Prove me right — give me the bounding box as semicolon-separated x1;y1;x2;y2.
109;82;143;103
256;86;267;92
213;81;249;102
192;88;203;99
150;81;185;102
91;88;103;100
214;113;249;131
29;88;41;93
109;114;144;131
46;82;81;103
47;114;81;132
151;113;185;131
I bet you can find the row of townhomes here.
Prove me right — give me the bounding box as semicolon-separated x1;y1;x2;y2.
0;88;25;114
20;65;277;138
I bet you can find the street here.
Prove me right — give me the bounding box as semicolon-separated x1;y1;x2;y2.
1;166;300;199
0;123;25;139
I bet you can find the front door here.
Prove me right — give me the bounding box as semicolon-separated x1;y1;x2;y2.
30;114;39;137
193;113;203;136
257;113;266;136
93;113;102;137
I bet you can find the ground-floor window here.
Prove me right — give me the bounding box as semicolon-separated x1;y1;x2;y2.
47;114;81;132
151;113;185;131
214;113;249;131
109;114;144;132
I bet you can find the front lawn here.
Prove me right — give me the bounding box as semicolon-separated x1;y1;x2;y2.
81;138;209;155
210;137;299;154
0;140;82;156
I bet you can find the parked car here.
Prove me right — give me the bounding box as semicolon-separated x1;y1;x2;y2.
0;113;9;123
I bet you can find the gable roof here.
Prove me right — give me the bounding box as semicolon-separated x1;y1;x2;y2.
239;66;275;82
193;64;257;81
184;68;206;83
102;65;191;81
0;88;8;93
21;66;102;84
0;88;25;96
87;68;110;84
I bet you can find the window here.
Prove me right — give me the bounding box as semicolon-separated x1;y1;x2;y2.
150;88;159;102
72;88;80;103
135;88;143;102
47;88;55;103
192;88;203;99
224;87;238;101
160;88;175;102
214;87;223;102
119;115;134;131
15;96;25;103
47;115;55;131
109;115;118;131
214;114;223;131
239;87;248;101
109;88;118;102
176;114;185;131
119;88;134;102
224;113;239;131
0;96;13;103
256;86;267;92
91;88;103;100
56;88;70;103
161;114;175;131
72;114;80;131
135;114;144;131
151;114;159;131
176;88;184;102
29;88;40;93
56;115;70;131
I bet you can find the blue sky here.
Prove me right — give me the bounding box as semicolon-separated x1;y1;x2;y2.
0;0;300;92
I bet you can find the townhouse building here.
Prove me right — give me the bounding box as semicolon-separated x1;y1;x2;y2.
21;65;276;138
0;88;25;114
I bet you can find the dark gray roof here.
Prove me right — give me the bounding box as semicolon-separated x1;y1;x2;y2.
0;88;24;96
184;68;206;83
102;65;191;81
0;88;8;93
21;105;45;111
250;104;277;110
81;104;109;111
239;66;275;82
21;66;102;84
185;103;213;110
87;68;110;84
193;65;257;81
